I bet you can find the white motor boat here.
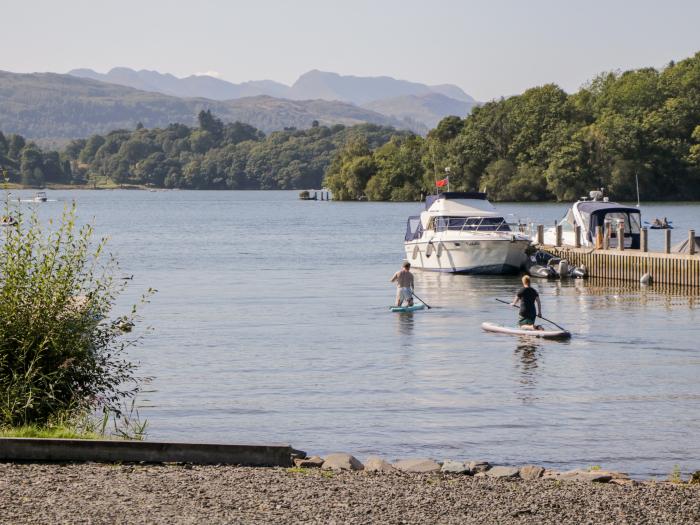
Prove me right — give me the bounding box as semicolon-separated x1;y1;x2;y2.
33;191;48;202
404;192;530;274
542;192;642;249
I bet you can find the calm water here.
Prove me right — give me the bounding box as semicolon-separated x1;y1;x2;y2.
16;190;700;477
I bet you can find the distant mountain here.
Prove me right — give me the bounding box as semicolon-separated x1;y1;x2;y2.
363;93;477;129
288;70;475;106
67;67;475;128
0;71;416;142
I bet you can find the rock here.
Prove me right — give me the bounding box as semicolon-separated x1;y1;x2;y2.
559;469;612;483
542;469;561;480
440;460;470;474
293;456;324;468
690;471;700;484
393;458;441;474
363;456;394;473
519;465;545;480
610;478;639;487
485;466;520;479
321;453;364;471
467;461;491;473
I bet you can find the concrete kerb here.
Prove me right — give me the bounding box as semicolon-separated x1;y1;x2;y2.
0;438;304;467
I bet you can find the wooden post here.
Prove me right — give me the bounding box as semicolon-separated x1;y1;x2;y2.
690;230;696;255
555;224;562;247
664;229;671;254
595;226;603;250
574;225;581;248
603;225;610;250
641;228;648;253
536;224;544;245
618;224;625;251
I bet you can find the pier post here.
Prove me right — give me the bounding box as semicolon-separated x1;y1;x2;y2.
690;230;696;255
574;225;581;248
536;224;544;245
641;228;648;253
595;226;603;249
664;230;671;254
617;224;625;251
555;224;562;247
603;225;610;250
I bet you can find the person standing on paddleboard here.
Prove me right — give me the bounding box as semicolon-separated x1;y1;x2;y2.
511;275;542;330
391;262;415;307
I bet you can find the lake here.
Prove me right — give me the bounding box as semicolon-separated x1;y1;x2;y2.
16;189;700;477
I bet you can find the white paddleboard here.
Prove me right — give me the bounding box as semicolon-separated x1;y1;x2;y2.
481;322;570;339
390;304;426;313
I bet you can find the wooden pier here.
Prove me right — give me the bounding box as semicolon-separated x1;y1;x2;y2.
536;225;700;287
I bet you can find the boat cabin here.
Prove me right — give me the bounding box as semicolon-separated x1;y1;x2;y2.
558;201;642;249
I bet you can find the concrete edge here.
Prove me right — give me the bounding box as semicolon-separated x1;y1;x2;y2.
0;438;305;467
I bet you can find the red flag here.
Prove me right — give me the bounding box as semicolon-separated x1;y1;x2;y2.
436;177;448;188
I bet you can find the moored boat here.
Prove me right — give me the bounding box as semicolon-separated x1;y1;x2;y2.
403;192;530;274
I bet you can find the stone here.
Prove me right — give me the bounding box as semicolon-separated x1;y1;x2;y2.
485;466;520;479
542;469;561;480
363;456;394;473
440;460;470;474
392;458;441;474
321;453;363;471
467;461;491;473
690;471;700;484
559;469;612;483
293;456;324;468
519;465;545;480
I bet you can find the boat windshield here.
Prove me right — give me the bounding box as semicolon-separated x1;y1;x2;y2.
405;216;423;241
432;216;511;232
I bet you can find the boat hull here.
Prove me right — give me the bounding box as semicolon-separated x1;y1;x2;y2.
404;238;530;274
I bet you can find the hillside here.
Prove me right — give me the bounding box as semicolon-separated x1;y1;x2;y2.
0;71;413;142
363;93;476;129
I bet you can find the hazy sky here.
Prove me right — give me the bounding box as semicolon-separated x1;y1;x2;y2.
4;0;700;100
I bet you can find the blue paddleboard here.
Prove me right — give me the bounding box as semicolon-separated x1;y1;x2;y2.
390;304;426;313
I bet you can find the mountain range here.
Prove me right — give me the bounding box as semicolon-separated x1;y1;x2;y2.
0;68;476;144
68;68;477;129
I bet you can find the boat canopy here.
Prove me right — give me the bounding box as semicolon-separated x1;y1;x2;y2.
575;201;642;248
425;192;497;216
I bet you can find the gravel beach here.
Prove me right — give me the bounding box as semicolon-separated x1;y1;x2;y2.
1;463;699;524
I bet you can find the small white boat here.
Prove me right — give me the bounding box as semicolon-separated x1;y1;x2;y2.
404;192;530;274
33;191;48;202
541;191;641;249
481;322;571;339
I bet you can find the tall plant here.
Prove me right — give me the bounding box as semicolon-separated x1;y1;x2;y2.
0;195;151;427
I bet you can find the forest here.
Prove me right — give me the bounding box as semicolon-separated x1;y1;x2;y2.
0;113;402;189
325;52;700;201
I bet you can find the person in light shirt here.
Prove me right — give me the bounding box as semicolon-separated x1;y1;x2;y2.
390;261;415;307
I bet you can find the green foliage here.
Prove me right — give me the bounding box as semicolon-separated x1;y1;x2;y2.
326;51;700;201
0;198;151;427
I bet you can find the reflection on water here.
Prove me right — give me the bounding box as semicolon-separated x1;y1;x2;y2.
16;190;700;478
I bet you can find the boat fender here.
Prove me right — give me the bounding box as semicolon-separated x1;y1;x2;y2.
426;242;434;257
412;244;419;260
558;259;569;277
640;272;653;285
437;242;443;257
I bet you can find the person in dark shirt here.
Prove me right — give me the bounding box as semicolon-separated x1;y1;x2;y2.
511;275;542;330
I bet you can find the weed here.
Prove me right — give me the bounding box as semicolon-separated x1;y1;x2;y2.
668;465;683;484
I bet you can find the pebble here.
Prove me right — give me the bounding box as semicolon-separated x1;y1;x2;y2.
1;463;698;524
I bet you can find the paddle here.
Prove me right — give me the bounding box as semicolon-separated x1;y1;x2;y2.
495;298;567;332
411;291;432;309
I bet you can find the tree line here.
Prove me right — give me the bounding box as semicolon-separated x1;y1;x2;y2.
325;52;700;202
0;112;402;189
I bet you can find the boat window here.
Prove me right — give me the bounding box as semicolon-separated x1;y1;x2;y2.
604;212;641;234
405;216;423;241
433;216;511;232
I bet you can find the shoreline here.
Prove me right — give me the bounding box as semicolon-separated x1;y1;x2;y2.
2;462;698;524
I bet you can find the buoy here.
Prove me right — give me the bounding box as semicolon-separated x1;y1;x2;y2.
558;259;569;277
640;272;653;285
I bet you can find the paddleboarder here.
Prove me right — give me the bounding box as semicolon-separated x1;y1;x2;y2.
511;275;542;330
391;261;415;307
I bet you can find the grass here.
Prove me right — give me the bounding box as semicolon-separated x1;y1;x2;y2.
668;464;683;484
0;425;103;440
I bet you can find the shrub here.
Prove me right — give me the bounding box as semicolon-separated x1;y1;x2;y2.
0;197;151;427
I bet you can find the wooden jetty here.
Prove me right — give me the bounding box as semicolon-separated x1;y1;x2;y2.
535;225;700;287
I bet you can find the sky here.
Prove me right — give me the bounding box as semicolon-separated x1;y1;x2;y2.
4;0;700;101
